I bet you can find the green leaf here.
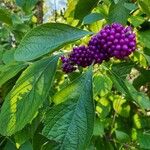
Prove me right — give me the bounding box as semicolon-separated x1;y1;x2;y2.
108;69;130;95
96;98;111;119
111;61;135;79
14;23;92;61
115;130;130;143
83;13;104;25
144;47;150;56
32;124;49;150
138;0;150;16
139;30;150;49
138;132;150;149
0;7;12;25
128;16;145;27
93;119;104;137
41;141;59;150
74;0;99;20
113;97;130;118
14;116;40;147
42;67;95;150
113;0;120;4
133;67;150;89
126;82;150;109
0;62;27;87
142;48;150;65
93;74;112;97
124;2;137;11
2;49;15;64
0;55;59;136
4;140;17;150
19;141;33;150
109;69;150;109
108;0;130;25
15;0;38;14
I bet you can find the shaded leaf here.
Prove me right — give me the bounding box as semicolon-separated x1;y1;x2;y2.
111;61;135;79
109;69;150;109
115;130;130;143
19;141;33;150
108;0;130;25
139;30;150;49
0;62;28;87
133;67;150;89
138;131;150;149
16;0;38;14
0;7;12;25
42;67;94;150
41;141;59;150
3;140;17;150
74;0;99;20
126;81;150;109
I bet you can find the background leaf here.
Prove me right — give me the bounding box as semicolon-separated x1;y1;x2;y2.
83;13;104;25
93;74;112;97
139;30;150;49
15;0;38;14
115;130;130;143
108;0;130;24
138;0;150;16
0;7;12;25
111;61;135;79
109;68;150;109
138;132;150;149
74;0;99;20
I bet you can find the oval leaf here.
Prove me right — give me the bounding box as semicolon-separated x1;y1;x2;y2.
0;55;59;136
42;67;94;150
14;23;92;61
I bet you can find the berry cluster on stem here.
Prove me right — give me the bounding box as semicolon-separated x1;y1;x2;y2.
61;23;136;73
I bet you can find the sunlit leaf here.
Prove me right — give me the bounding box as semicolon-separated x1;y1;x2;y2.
15;23;92;61
0;55;59;136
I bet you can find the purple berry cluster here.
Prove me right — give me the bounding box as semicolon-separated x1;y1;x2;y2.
61;23;136;73
89;23;136;59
